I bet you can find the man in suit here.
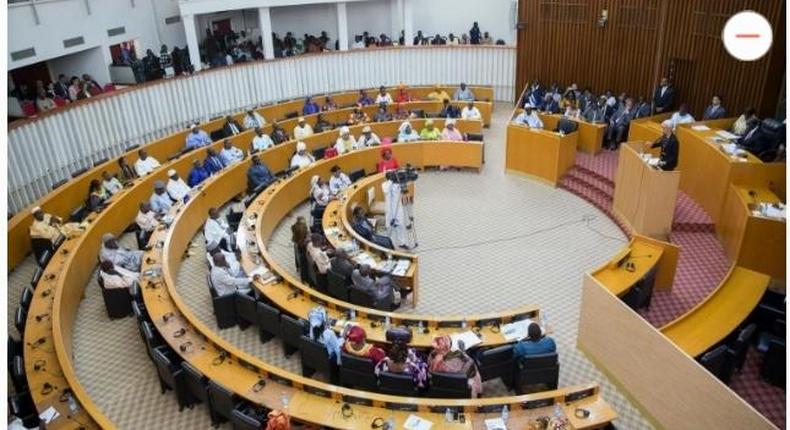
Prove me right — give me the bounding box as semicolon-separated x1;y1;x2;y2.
222;115;243;137
652;77;675;114
330;249;356;280
52;74;70;100
702;95;727;120
649;121;679;171
605;98;636;149
583;97;608;124
634;96;652;118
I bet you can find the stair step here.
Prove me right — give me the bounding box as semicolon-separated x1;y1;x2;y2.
562;174;613;201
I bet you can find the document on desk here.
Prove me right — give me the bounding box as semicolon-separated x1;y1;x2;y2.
39;406;60;423
391;259;411;276
500;319;534;341
355;252;377;267
451;330;482;351
646;157;660;167
716;130;739;140
691;125;711;131
404;414;433;430
485;417;508;430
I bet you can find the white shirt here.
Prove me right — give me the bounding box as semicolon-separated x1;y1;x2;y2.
252;134;275;152
355;133;381;149
103;177;123;195
243;112;266;129
204;217;231;250
220;147;244;165
166;177;190;202
294;124;314;141
329;173;352;195
210;265;251;296
207;250;244;277
312;185;332;206
100;266;139;290
670;112;696;129
291;153;315;169
136;209;158;232
334;137;355;154
515;112;544;129
461;106;482;120
135;156;161;176
375;93;393;105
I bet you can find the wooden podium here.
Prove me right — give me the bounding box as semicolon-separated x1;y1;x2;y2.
505;120;578;186
613;142;680;240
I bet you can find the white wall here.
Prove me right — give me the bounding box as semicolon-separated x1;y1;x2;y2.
347;0;393;42
410;0;516;44
48;46;111;85
149;0;188;49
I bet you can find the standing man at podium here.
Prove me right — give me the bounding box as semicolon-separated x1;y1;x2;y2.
648;121;679;171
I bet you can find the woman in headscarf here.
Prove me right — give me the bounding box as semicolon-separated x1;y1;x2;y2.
308;306;343;364
99;232;144;271
419;119;441;140
395;84;412;103
343;325;386;365
264;409;291;430
87;179;108;212
427;335;482;398
290;141;315;169
375;340;429;389
440;119;464;141
376;147;400;173
397;121;419;143
334;127;356;155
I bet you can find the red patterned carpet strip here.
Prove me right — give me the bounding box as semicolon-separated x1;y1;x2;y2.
563;150;785;429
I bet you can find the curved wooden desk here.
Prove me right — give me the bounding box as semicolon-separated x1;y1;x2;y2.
626;113;671;143
8;87;491;269
140;148;616;429
590;234;679;297
538;114;606;155
505;109;578;186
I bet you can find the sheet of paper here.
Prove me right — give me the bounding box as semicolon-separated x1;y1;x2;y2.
500;319;534;341
762;203;786;219
39;406;60;423
716;130;739;140
647;157;660;167
451;330;482;351
691;125;711;131
403;415;433;430
485;417;508;430
391;259;411;276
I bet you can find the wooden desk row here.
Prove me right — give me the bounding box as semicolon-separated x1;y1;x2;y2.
8;84;492;269
590;235;679;298
139;144;617;429
505;109;577;186
538;114;607;155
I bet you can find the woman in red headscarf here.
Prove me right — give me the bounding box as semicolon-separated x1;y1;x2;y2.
427;334;482;398
376;147;400;173
342;325;386;364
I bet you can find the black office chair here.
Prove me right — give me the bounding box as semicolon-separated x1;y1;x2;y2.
428;371;471;398
8;391;40;428
208;380;242;427
760;339;786;388
136;229;152;250
151;346;194;411
226;211;243;232
300;335;338;383
327;268;351;301
234;292;258;330
474;344;515;388
284;111;299;119
97;276;133;319
69;205;88;223
339;352;378;391
256;302;280;344
30;266;44;290
699;345;734;384
514;352;560;394
19;287;33;312
313;147;327;160
141;320;164;362
230;404;267;430
8;335;23;373
305;255;327;293
280;314;308;357
622;281;654;310
131;301;148;326
466;133;484;142
181;361;212;419
31;238;54;264
210;129;226;141
11;355;27;393
349;169;366;183
208;274;237;329
757;319;785;353
378;371;418;396
728;323;757;371
14;306;26;337
129;282;144;307
37;249;53;269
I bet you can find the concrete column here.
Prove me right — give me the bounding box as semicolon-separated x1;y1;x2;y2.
182;13;202;71
336;2;349;51
258;7;274;59
403;0;414;46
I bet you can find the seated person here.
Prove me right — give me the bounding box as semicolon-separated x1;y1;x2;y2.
204;207;235;251
377;147;400;173
306;233;331;275
732;107;758;136
605;97;635;149
375;341;429;389
251;127;275;152
347;107;370;126
739;118;784;157
242;109;266;129
204;148;225;174
134;149;161;176
330;248;356;280
395;84;412;103
461;101;481;120
313;114;333;133
397;121;420;142
669;103;696;129
270;121;290;144
419;119;441;140
302;96;320;115
647;121;679;171
187;159;210;187
373;103;392;122
321;96;336;112
219;139;244;166
334;126;356;154
441;119;464;141
352;264;409;305
86;179;108;212
166;169;190;202
210;252;253;296
101;171;123;195
293;117;314;140
329;165;352;195
351;206;376;240
702;95;726;120
438;99;461;118
185;124;212;150
149;180;173;214
308;306;343;364
311;176;334;210
356;125;381;148
117;156;138;183
514;105;544;129
634;96;652;118
563;105;581;120
135;202;159;233
543;93;561;114
343;325;386;365
560;91;578;110
513;323;556;358
582;97;607;124
453;83;475;101
247;155;274;191
29;206;83;243
427;335;482;398
425;84;450;102
100;232;143;271
357;89;374;106
222;115;243;136
291;141;315;169
99;260;139;290
374;86;393;105
207;246;244;277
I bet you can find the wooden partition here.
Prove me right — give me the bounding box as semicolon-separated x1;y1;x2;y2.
505;118;578;186
539;114;606;154
626;113;671;143
591;235;678;296
578;274;777;430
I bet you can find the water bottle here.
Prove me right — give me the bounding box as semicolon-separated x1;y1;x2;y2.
280;391;290;410
445;408;453;423
461;320;467;329
385;417;396;430
501;404;509;422
67;393;78;414
553;403;563;418
349;309;356;320
384;315;391;328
